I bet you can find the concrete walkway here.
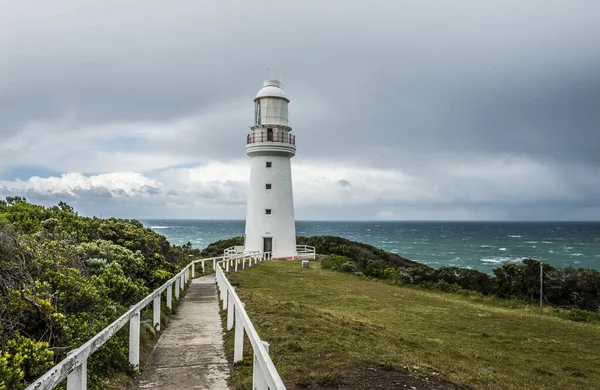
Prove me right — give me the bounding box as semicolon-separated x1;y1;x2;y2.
134;275;230;389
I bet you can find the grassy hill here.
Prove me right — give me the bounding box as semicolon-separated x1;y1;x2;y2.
226;260;600;390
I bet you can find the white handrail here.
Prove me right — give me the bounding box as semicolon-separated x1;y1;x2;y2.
27;252;285;390
214;252;287;390
296;245;316;259
223;245;245;257
26;256;225;390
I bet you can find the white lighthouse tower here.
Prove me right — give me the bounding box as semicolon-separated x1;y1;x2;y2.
244;78;297;258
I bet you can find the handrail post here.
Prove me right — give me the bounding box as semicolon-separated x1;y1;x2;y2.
192;262;195;278
66;359;87;390
202;260;205;274
219;272;226;302
213;258;216;271
252;341;270;390
234;305;244;362
167;283;173;309
222;283;228;310
227;290;234;330
175;278;180;299
153;295;161;331
129;311;141;369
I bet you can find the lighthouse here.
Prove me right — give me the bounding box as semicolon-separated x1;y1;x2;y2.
244;78;297;259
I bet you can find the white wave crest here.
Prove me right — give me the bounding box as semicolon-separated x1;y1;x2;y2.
480;256;523;264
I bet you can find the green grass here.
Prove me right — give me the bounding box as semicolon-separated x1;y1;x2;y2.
226;260;600;389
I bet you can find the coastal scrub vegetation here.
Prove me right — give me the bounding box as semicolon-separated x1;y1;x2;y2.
203;235;600;315
297;235;600;316
0;197;198;389
201;236;245;257
226;260;600;389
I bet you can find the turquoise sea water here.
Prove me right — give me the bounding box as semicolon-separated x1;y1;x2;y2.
141;220;600;273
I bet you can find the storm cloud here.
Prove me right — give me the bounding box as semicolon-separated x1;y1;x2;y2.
1;0;599;220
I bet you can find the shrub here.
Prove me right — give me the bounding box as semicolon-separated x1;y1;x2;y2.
0;335;54;388
0;198;191;388
321;255;351;271
567;308;596;322
340;261;358;273
436;280;463;293
0;352;24;390
201;236;244;257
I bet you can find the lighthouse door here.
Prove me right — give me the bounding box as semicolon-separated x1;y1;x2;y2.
263;237;273;253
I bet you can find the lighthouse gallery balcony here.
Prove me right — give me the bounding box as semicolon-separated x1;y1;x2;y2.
245;130;296;157
246;132;295;145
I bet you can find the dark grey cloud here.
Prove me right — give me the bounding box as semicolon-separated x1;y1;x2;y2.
1;0;599;219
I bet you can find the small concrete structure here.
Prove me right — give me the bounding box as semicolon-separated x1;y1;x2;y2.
134;275;230;390
301;260;309;268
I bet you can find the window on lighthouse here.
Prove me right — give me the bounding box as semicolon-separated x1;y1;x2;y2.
266;162;272;168
265;209;272;215
266;184;272;190
255;100;261;125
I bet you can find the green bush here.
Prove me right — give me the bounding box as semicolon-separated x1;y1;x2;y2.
340;261;358;273
0;352;24;390
201;236;244;257
0;335;54;389
567;308;596;322
0;198;193;388
321;255;351;271
421;280;463;294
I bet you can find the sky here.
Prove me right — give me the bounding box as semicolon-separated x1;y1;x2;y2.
1;0;599;220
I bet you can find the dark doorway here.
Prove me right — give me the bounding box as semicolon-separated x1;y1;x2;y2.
263;237;273;253
267;128;273;141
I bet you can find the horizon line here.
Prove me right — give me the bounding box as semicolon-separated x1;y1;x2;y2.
138;219;600;223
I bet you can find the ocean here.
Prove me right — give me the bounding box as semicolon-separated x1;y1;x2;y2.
141;220;600;273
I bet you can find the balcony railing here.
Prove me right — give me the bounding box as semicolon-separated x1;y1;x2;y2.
247;132;295;145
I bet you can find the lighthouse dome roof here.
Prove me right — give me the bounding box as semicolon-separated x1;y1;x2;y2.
255;79;289;101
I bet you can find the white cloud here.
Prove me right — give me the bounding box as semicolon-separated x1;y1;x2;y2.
0;172;162;197
1;155;597;219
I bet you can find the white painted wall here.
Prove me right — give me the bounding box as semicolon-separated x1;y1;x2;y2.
244;153;297;258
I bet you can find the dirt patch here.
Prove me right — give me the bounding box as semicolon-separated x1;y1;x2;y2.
292;366;465;390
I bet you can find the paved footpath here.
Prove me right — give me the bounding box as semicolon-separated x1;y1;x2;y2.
134;275;230;389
